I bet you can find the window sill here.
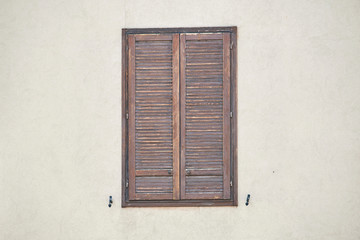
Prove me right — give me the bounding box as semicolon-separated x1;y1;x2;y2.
122;199;238;208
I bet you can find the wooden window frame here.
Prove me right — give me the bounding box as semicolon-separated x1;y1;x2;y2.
122;27;238;207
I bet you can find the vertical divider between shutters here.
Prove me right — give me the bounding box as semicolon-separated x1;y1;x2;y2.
223;33;231;199
128;35;136;200
172;34;180;200
179;34;187;199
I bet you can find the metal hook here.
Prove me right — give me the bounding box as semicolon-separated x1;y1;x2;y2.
108;196;113;208
245;194;250;206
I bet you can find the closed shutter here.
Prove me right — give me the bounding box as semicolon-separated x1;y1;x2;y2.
180;33;231;200
124;27;237;207
128;34;180;200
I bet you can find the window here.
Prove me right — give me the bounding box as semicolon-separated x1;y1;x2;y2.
122;27;237;207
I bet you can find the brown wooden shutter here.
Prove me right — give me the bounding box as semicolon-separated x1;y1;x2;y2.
128;34;180;200
180;33;231;200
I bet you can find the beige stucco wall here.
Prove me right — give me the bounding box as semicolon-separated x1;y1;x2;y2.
1;0;360;239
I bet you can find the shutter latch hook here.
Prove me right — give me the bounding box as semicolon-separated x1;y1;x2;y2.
108;196;113;208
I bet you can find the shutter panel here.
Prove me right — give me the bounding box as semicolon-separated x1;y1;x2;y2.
180;33;231;200
128;34;180;200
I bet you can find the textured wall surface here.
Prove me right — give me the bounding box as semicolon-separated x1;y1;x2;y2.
1;0;360;239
